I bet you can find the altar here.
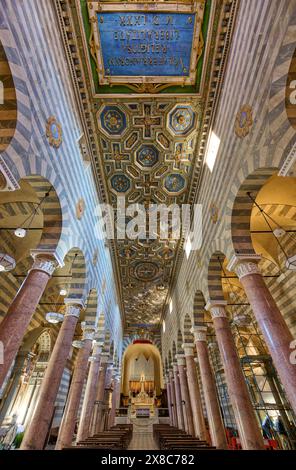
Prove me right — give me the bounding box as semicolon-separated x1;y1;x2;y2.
130;374;155;418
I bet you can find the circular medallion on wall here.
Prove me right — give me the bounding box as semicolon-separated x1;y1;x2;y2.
46;116;62;147
76;198;85;220
234;104;253;138
210;202;219;224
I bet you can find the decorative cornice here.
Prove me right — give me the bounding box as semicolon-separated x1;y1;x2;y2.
227;254;261;280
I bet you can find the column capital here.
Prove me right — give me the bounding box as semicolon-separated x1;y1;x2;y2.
81;322;96;341
191;325;207;342
227;254;261;280
100;352;110;364
176;354;186;366
205;300;227;319
182;343;195;356
64;299;84;318
30;251;60;275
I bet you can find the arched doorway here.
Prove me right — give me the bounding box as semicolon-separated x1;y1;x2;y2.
121;340;164;419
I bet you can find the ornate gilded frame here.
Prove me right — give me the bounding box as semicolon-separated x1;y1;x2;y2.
87;1;205;88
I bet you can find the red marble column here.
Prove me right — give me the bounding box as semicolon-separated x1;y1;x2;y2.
21;300;83;450
108;369;120;429
228;255;296;416
176;355;195;435
173;363;185;430
206;301;265;450
90;353;109;435
55;323;95;449
182;345;207;440
169;370;177;427
165;375;173;426
192;326;228;449
76;341;103;442
0;253;58;388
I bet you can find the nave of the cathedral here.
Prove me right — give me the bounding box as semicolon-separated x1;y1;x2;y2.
0;0;296;457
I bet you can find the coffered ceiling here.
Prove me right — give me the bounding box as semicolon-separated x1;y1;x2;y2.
55;0;238;330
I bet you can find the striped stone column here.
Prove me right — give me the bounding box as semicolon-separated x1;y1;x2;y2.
55;322;95;449
21;299;83;450
192;326;228;449
228;254;296;416
206;301;265;450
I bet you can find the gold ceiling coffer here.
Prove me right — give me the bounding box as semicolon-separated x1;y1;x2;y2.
87;1;205;90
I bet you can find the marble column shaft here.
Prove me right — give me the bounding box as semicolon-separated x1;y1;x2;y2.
0;352;28;424
229;256;296;415
21;302;82;450
173;364;185;430
165;377;173;426
182;346;207;440
0;255;58;388
108;374;120;429
76;343;102;442
192;327;228;449
91;357;108;435
176;356;195;436
169;370;177;427
207;302;265;450
55;325;94;450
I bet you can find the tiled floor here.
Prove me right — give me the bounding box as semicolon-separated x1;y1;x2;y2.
128;431;159;450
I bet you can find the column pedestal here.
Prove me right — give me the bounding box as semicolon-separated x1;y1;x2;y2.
21;300;83;450
206;301;265;450
228;255;296;415
0;254;58;388
182;345;207;440
76;342;103;442
173;363;185;430
176;354;195;436
192;326;228;449
56;323;95;449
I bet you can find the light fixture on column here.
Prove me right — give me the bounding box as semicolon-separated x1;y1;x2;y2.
72;340;84;349
14;186;53;239
59;288;67;296
0;253;16;272
46;312;64;324
247;192;296;271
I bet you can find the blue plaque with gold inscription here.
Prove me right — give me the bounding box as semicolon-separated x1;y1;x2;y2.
87;2;205;87
97;13;195;77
